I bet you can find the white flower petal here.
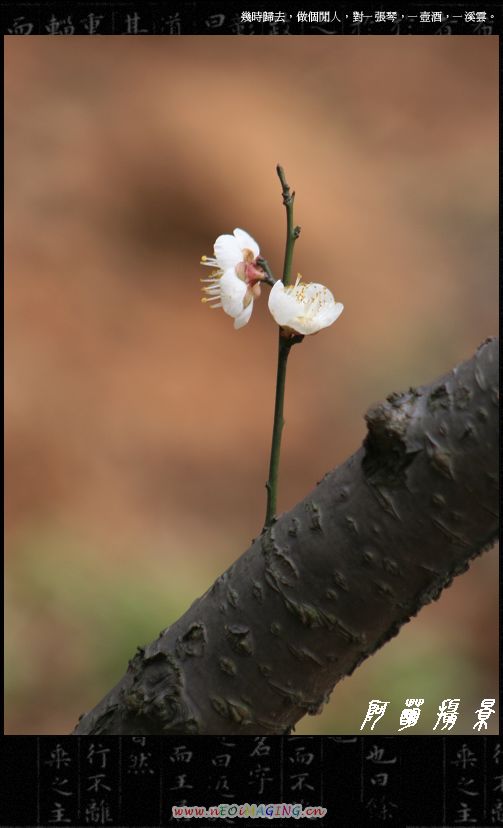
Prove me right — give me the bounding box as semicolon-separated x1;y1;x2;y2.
301;282;329;302
290;318;317;335
268;278;343;335
219;268;247;316
320;301;344;326
268;281;302;325
214;235;243;269
233;301;254;329
233;228;260;259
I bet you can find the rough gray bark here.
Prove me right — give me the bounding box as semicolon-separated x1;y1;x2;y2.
73;337;499;735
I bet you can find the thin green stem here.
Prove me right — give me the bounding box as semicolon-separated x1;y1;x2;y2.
276;165;301;286
264;166;303;528
265;334;292;526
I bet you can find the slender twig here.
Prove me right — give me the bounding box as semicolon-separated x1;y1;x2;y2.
256;257;276;287
264;167;303;528
265;336;292;526
276;165;301;287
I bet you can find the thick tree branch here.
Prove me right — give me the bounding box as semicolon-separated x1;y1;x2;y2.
73;337;499;735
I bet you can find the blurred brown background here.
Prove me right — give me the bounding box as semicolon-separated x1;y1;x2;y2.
5;36;498;734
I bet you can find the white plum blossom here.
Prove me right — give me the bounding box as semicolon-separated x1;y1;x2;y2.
268;274;343;336
200;228;265;329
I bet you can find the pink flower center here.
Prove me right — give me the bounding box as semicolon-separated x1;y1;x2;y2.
235;251;265;289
